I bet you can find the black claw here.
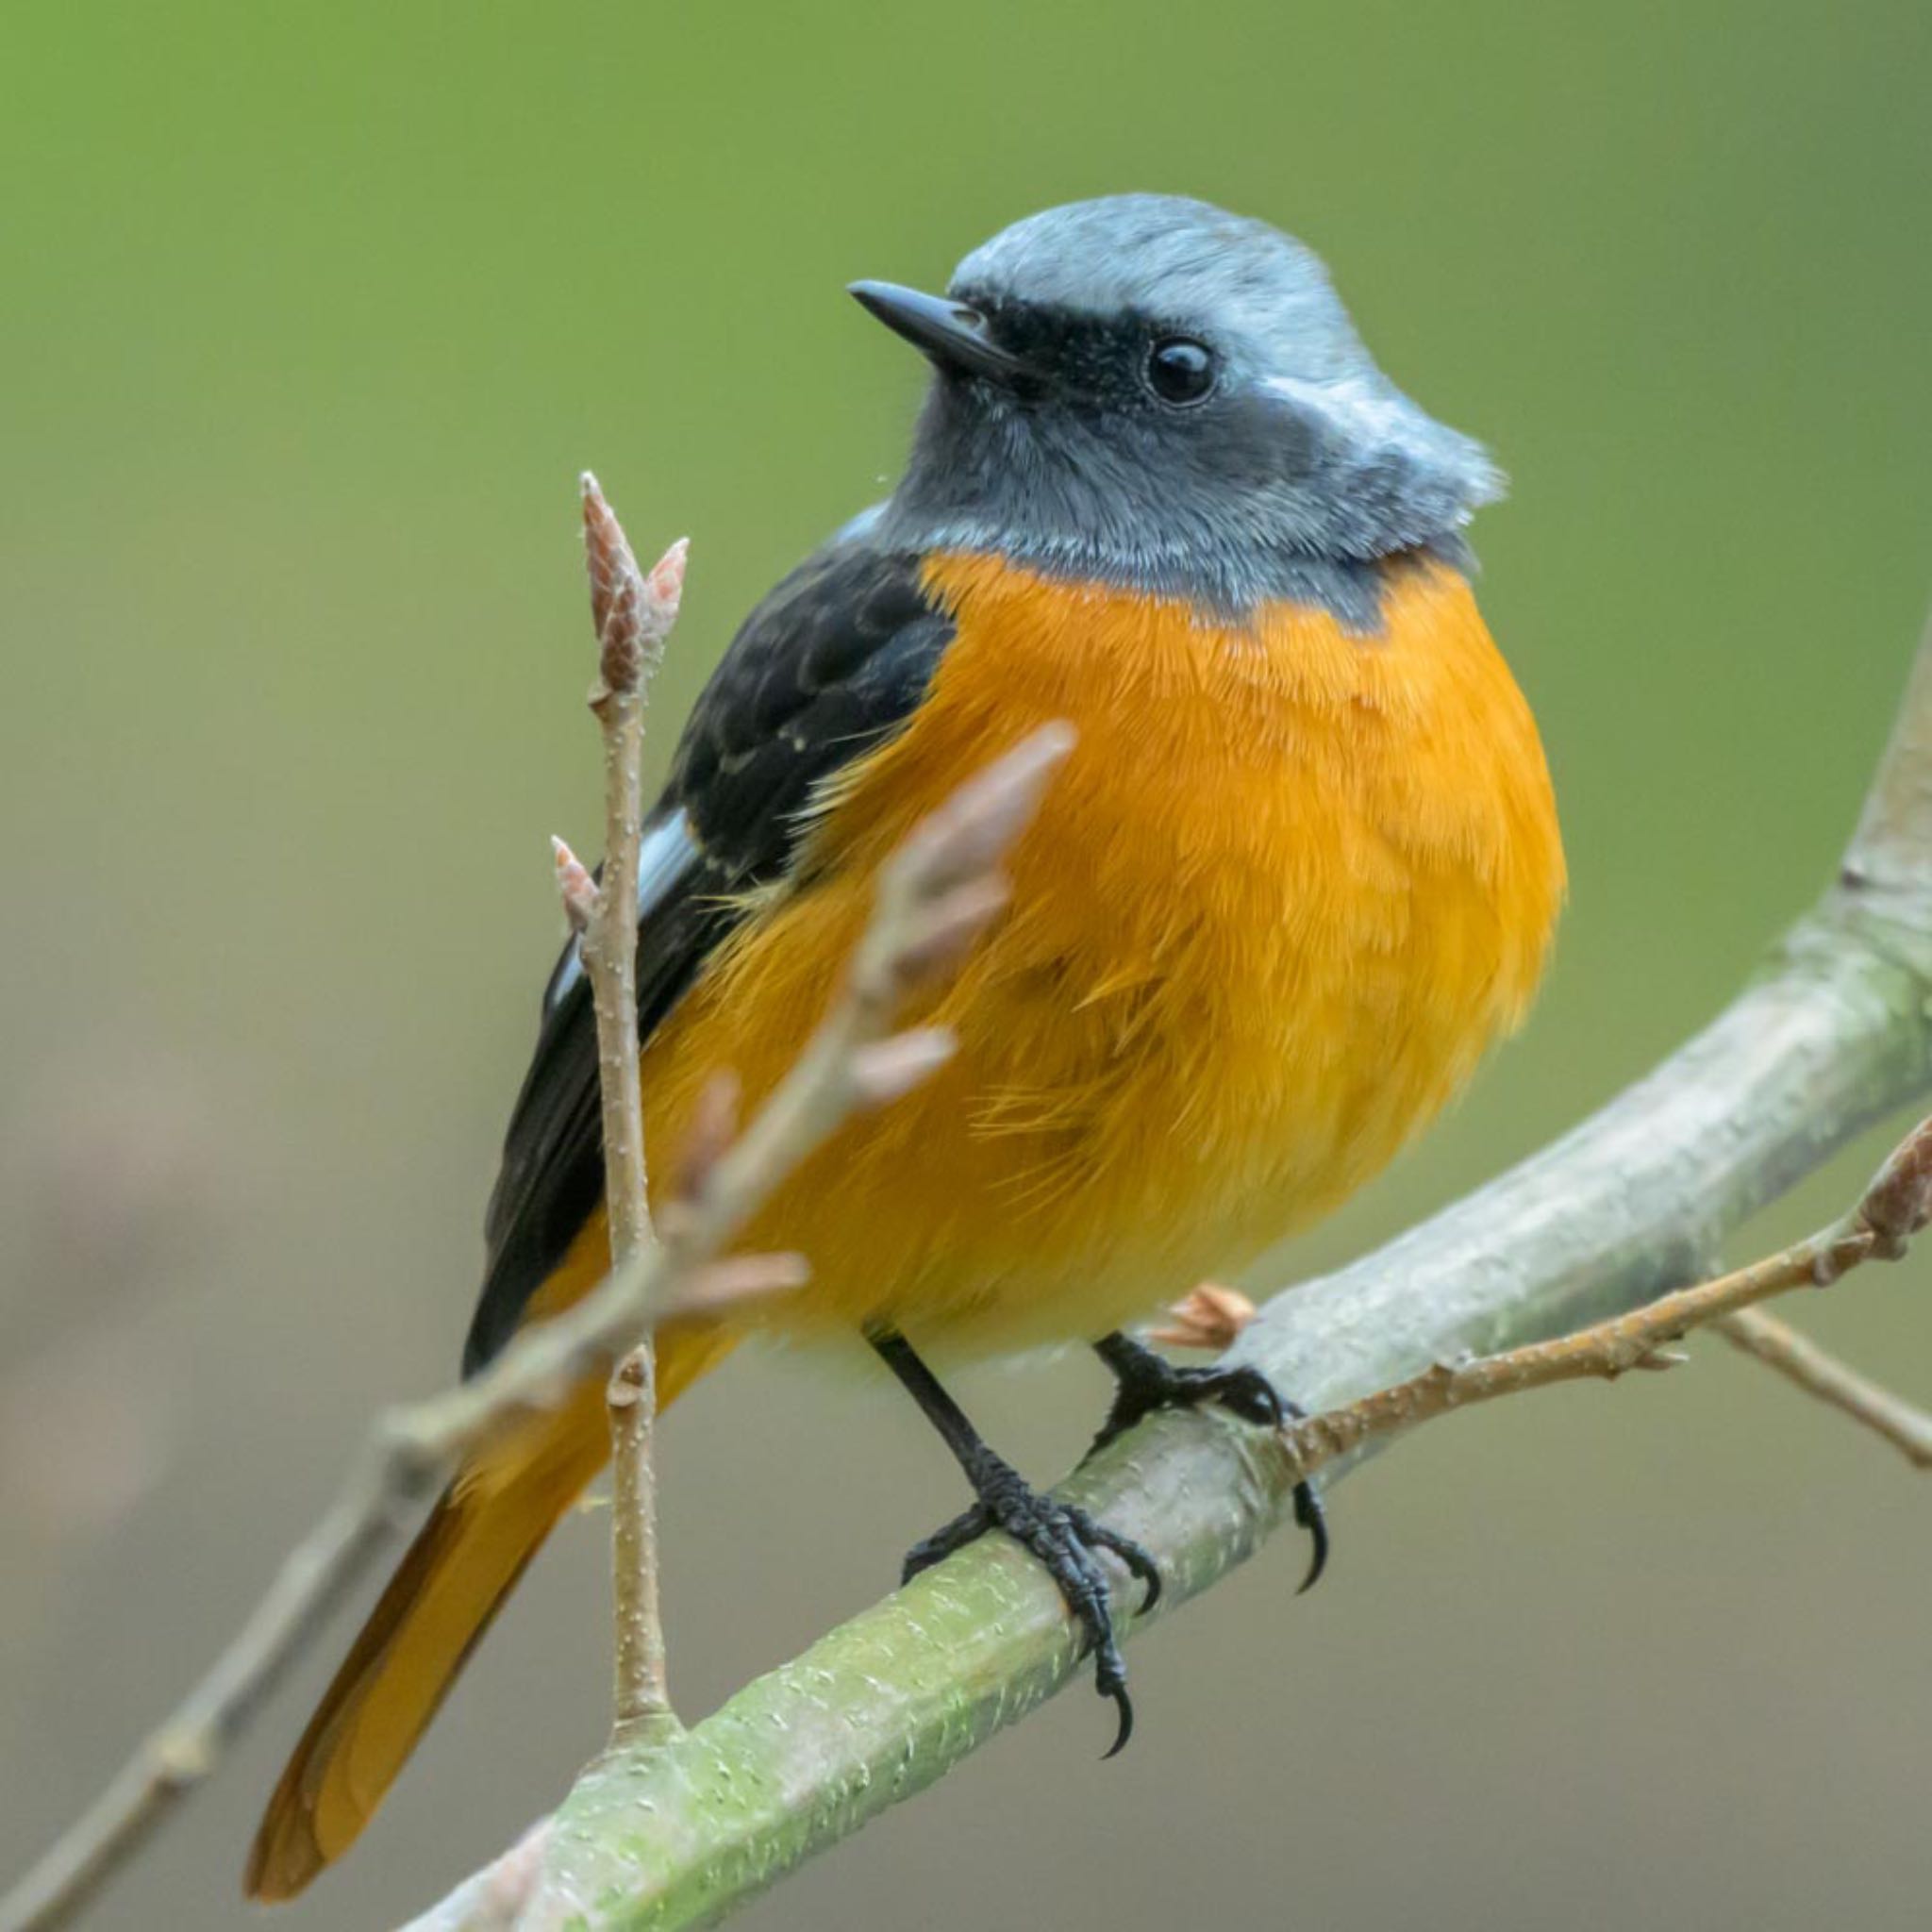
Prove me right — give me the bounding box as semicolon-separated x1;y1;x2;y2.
1206;1364;1289;1431
1088;1606;1134;1758
1092;1332;1332;1594
1278;1391;1329;1593
1293;1479;1329;1593
898;1462;1156;1750
871;1329;1157;1756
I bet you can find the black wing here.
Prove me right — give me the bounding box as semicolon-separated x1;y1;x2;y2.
461;539;955;1374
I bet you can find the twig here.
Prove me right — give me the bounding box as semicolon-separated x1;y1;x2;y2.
576;475;682;1268
605;1347;675;1745
1158;1174;1932;1472
1158;1205;1932;1474
571;475;686;1746
0;1240;778;1932
0;729;1074;1932
1715;1307;1932;1466
1280;1118;1932;1472
428;601;1932;1932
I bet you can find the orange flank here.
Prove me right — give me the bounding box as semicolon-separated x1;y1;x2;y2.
245;550;1562;1899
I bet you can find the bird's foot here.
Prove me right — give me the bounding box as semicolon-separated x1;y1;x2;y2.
1091;1331;1330;1593
902;1452;1161;1757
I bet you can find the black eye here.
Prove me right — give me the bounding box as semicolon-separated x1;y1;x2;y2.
1145;336;1215;405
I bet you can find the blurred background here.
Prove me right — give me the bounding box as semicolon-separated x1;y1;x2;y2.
4;2;1931;1926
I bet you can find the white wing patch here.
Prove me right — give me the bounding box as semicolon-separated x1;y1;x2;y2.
542;809;697;1014
1258;372;1503;517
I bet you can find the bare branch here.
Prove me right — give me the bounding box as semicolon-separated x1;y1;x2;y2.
605;1349;675;1747
575;475;681;1271
1280;1117;1932;1471
1715;1307;1932;1467
573;475;683;1745
0;674;1070;1932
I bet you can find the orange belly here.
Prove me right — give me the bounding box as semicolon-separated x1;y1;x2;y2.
551;550;1564;1354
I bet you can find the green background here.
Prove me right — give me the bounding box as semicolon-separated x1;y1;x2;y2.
4;3;1931;1927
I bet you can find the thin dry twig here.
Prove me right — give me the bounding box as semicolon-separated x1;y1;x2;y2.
1150;1151;1932;1474
577;475;684;1269
1714;1307;1932;1467
573;474;686;1746
1279;1117;1932;1477
0;1192;778;1932
0;677;1073;1932
605;1346;675;1745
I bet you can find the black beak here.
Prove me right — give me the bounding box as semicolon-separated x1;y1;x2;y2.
848;280;1028;380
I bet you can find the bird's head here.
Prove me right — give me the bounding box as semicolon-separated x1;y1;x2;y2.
853;194;1499;621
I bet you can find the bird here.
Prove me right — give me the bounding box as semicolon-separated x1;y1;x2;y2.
245;192;1565;1900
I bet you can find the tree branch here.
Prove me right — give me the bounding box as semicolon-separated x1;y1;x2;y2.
572;474;685;1747
1154;1141;1932;1470
0;698;1074;1932
1279;1115;1932;1465
1715;1307;1932;1466
493;604;1932;1932
576;474;681;1269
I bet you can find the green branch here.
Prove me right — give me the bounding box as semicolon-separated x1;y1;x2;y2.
472;613;1932;1932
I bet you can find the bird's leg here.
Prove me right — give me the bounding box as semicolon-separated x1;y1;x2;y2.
869;1327;1160;1756
1090;1330;1330;1592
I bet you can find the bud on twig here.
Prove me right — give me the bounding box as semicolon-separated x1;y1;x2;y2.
1857;1115;1932;1257
581;472;687;707
1150;1283;1257;1351
551;836;598;935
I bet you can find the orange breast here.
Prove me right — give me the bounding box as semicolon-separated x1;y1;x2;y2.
614;550;1564;1353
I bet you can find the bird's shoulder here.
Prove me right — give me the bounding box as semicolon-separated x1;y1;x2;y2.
662;530;958;884
465;527;956;1375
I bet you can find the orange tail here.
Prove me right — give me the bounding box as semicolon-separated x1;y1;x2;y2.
244;1318;738;1903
